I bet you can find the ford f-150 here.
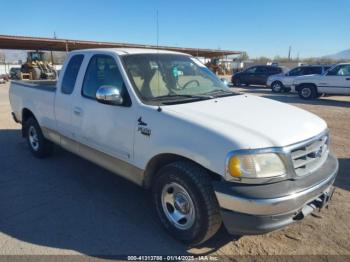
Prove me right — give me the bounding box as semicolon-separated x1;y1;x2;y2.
9;48;338;245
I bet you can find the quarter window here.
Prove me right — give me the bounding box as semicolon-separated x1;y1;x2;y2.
61;55;84;94
304;67;322;75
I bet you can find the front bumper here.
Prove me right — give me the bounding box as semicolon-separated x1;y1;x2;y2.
214;154;338;235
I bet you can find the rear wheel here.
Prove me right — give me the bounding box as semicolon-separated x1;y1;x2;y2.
271;81;283;93
298;84;317;100
25;117;53;158
152;161;222;246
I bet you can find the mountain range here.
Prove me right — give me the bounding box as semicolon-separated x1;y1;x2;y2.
323;49;350;60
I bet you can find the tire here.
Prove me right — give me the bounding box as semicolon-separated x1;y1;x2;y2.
25;117;53;158
271;81;284;93
152;161;222;246
298;84;317;100
283;87;291;93
233;78;241;87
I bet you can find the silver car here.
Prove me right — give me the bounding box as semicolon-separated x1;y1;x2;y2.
267;65;331;93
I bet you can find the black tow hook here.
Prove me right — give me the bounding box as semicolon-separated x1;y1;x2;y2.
293;188;335;221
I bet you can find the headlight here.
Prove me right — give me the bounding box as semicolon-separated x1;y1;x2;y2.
227;153;286;180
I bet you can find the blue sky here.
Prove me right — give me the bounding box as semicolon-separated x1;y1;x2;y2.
1;0;349;58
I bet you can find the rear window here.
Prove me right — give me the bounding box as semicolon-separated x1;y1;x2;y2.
304;67;322;75
61;55;84;94
269;67;282;74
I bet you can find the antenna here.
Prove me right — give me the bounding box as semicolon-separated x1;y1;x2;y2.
156;10;159;48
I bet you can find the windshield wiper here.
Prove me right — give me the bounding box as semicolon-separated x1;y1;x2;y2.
202;89;238;97
150;94;214;102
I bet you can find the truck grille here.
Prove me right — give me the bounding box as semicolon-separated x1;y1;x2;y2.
290;134;329;176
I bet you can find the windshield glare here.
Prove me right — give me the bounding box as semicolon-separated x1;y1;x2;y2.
122;54;228;103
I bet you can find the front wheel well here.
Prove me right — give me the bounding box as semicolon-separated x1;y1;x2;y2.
296;83;318;92
142;153;222;189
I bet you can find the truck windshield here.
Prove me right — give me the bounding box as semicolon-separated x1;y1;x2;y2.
122;54;234;104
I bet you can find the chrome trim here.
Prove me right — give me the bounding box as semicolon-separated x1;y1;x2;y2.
96;85;124;105
216;162;337;215
41;127;144;186
225;129;329;183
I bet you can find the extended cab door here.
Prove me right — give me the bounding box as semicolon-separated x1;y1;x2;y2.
74;54;137;163
318;64;350;95
54;54;85;152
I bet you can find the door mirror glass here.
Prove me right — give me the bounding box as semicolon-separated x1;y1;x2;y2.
96;85;123;105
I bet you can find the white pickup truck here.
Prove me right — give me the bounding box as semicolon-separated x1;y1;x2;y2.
10;48;338;245
292;63;350;99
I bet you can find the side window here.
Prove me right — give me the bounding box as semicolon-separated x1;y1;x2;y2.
256;67;267;73
270;67;282;74
336;65;350;76
326;65;350;76
288;67;303;76
61;55;84;94
245;67;257;73
304;67;322;75
82;55;130;105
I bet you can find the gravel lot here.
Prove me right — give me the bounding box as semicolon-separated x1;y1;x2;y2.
0;82;349;258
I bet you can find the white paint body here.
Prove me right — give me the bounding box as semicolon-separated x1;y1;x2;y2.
292;63;350;94
10;48;328;179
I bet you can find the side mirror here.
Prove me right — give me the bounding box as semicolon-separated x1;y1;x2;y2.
96;85;123;105
220;78;229;86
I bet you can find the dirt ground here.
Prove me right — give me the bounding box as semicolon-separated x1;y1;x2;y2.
0;81;349;258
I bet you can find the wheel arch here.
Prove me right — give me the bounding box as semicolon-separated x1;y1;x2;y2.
21;108;37;137
142;153;222;189
296;82;318;92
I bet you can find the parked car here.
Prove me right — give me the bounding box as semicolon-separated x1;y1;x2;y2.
267;65;332;93
9;67;21;80
231;65;283;86
292;63;350;99
0;77;5;84
10;49;338;245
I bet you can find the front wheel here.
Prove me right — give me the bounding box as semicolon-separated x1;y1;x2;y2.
152;162;222;246
271;81;283;93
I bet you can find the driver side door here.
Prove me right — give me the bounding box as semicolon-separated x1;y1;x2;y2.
75;54;138;163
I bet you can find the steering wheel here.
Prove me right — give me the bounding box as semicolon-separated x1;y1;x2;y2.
176;79;200;90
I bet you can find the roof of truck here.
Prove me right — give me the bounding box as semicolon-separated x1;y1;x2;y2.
71;48;190;56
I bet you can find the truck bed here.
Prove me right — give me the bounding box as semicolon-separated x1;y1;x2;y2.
11;80;57;92
9;80;57;131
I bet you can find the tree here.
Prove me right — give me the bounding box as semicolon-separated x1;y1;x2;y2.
239;52;249;61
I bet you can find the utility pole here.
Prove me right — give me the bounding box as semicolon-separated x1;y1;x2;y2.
50;31;57;65
288;46;292;61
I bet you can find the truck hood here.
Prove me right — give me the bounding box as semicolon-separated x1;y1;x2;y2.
164;94;327;149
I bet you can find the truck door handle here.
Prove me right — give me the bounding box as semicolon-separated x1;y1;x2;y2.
73;107;83;116
346;78;350;80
